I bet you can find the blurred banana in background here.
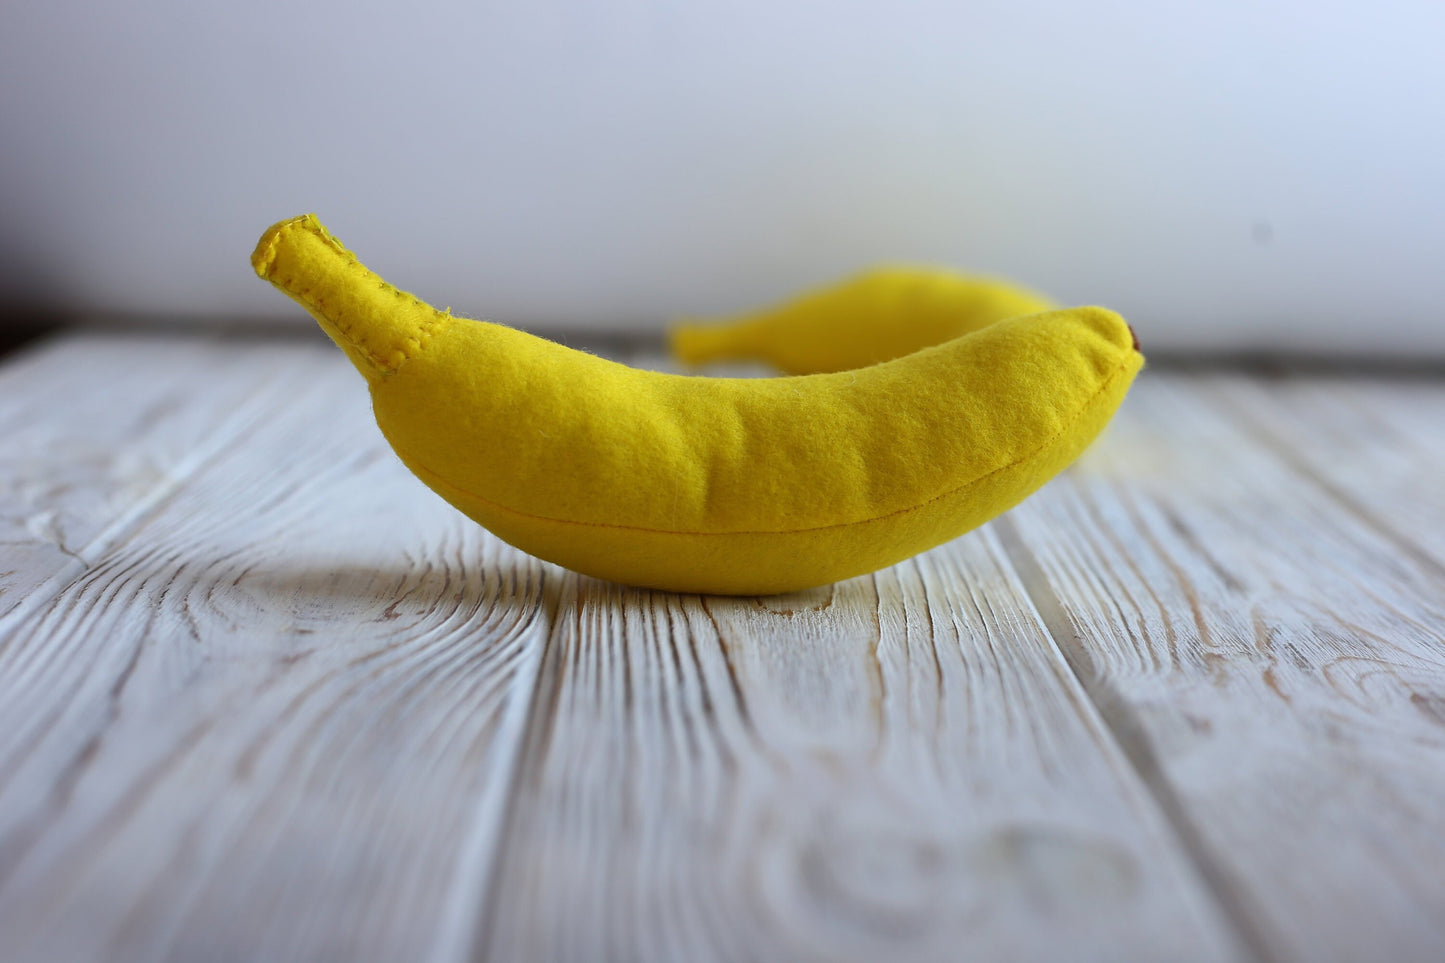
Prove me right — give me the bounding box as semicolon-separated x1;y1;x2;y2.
670;267;1055;375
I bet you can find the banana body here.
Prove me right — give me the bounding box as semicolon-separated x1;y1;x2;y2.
670;267;1055;374
253;214;1142;595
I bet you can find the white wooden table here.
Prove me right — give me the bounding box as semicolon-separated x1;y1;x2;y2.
1;330;1443;962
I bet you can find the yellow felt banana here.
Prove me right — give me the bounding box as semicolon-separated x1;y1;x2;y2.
670;266;1055;374
252;214;1143;596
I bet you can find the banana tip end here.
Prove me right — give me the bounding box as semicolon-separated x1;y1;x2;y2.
250;214;322;279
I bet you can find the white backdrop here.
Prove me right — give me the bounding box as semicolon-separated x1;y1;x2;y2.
2;0;1442;354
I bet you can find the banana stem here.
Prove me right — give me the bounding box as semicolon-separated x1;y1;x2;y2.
251;214;449;380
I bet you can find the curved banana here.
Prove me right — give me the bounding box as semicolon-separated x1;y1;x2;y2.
252;214;1143;595
670;267;1055;374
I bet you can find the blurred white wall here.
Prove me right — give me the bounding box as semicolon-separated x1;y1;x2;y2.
1;0;1441;354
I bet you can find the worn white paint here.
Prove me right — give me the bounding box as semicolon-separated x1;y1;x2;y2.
482;542;1234;961
0;341;554;962
0;332;328;625
2;335;1444;961
998;373;1445;961
1201;370;1445;572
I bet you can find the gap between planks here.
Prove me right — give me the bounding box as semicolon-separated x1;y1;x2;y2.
465;345;1254;960
987;360;1445;963
0;335;559;961
994;513;1276;963
989;371;1445;962
5;336;1444;962
1194;372;1445;581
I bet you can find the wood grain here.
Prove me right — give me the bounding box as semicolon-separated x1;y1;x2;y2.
996;371;1445;962
479;531;1238;962
0;332;325;626
1196;369;1445;572
6;335;1445;962
0;346;554;962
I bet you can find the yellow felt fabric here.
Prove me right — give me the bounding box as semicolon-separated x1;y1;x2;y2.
670;266;1055;375
252;214;1143;595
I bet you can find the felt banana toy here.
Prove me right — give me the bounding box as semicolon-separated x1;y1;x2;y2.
252;214;1142;595
670;267;1055;375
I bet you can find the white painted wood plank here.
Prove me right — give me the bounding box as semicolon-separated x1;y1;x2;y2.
11;333;1438;962
0;346;554;962
0;332;325;625
1196;370;1445;571
481;533;1240;961
996;371;1445;963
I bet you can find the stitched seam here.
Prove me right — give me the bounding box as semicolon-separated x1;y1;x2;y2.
258;218;450;376
397;352;1138;537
